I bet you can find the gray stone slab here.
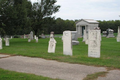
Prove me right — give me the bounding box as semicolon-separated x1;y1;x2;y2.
0;56;106;80
97;70;120;80
0;54;10;58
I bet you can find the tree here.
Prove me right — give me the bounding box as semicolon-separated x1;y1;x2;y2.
31;0;60;35
0;0;33;36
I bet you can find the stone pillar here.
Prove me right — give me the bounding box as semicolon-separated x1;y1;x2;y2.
117;26;120;42
85;30;89;44
82;30;86;42
88;30;101;58
0;38;2;49
63;31;72;56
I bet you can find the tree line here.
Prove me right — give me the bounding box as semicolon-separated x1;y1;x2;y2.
0;0;120;36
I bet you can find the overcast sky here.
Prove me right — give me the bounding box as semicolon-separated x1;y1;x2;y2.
30;0;120;20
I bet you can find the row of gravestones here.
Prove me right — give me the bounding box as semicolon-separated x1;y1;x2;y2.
48;29;101;58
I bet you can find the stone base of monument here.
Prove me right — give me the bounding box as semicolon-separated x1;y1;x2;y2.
72;40;79;45
107;34;115;38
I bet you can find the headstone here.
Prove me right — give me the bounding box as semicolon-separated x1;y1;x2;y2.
102;31;107;37
63;31;72;56
30;31;34;40
48;32;57;53
106;28;115;38
0;38;2;49
88;30;101;58
36;37;38;43
28;39;31;42
5;38;9;46
117;26;120;42
71;31;79;45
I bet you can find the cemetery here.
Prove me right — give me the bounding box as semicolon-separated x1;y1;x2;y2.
0;33;120;69
0;0;120;80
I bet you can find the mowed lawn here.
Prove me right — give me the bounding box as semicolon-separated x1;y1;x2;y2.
0;37;120;69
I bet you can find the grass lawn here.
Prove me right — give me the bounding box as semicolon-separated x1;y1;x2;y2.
0;37;120;69
0;68;60;80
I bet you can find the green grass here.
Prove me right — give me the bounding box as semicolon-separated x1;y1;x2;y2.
0;68;60;80
0;37;120;69
83;71;108;80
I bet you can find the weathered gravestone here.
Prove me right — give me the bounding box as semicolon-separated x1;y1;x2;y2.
102;31;107;37
5;38;9;46
48;32;57;53
106;28;115;38
117;26;120;42
71;31;79;45
0;38;2;49
88;30;101;58
63;31;72;56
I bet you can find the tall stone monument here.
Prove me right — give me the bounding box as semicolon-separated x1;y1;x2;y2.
117;26;120;42
0;38;2;49
48;32;57;53
63;31;72;56
88;29;101;58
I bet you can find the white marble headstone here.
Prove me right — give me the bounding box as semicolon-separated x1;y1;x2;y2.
36;37;38;43
5;38;9;46
88;30;101;58
28;39;31;42
48;33;57;53
63;31;72;56
0;38;2;49
34;35;36;39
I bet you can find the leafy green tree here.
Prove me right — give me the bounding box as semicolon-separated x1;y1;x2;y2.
31;0;60;35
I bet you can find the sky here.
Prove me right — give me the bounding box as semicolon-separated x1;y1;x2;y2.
30;0;120;21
